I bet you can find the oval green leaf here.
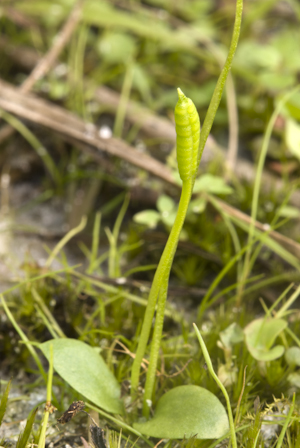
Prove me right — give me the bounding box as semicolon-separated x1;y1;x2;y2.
244;318;287;361
288;372;300;388
39;339;123;414
133;210;160;229
219;323;244;349
285;347;300;367
193;174;233;195
157;195;175;214
133;385;229;439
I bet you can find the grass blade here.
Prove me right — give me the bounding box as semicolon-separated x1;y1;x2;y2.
0;379;12;426
16;407;38;448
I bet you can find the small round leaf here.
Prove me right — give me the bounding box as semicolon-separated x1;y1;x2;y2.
133;385;229;439
244;318;287;361
133;210;160;228
285;347;300;366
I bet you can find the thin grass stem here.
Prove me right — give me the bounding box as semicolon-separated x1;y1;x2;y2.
45;215;87;268
199;0;243;161
131;179;193;401
0;109;60;185
1;295;47;381
193;324;237;448
237;85;300;304
37;344;54;448
275;393;295;448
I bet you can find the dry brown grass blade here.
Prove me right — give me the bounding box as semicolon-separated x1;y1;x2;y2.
21;0;85;92
0;78;300;259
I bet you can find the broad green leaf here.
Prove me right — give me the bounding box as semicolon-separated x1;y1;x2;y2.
194;175;233;195
283;92;300;120
217;364;237;387
259;72;295;91
272;30;300;72
244;318;287;361
234;41;280;70
161;210;177;227
133;385;229;439
97;32;137;64
189;196;207;214
133;210;160;228
83;1;197;51
157;195;177;227
39;339;123;414
219;323;244;349
285;347;300;366
184;81;216;108
132;65;152;104
157;195;175;214
49;80;68;100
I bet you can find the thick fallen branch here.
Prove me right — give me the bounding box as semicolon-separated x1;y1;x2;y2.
2;39;300;209
0;78;300;260
0;79;174;184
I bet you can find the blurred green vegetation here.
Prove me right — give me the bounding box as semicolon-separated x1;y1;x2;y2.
1;0;300;446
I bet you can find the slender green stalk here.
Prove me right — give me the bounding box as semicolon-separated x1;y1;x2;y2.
75;23;89;120
199;0;243;161
71;270;182;322
46;345;54;401
251;429;261;448
142;180;193;415
0;379;11;426
88;211;102;273
35;305;59;339
16;408;38;448
207;194;242;281
275;393;295;448
0;264;80;297
32;287;66;338
114;60;134;137
197;236;259;318
45;215;87;268
285;326;300;347
237;85;300;303
131;0;243;414
38;345;54;448
207;424;250;448
0;109;60;185
108;194;130;277
131;179;193;398
193;324;237;448
274;284;300;318
1;295;47;381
